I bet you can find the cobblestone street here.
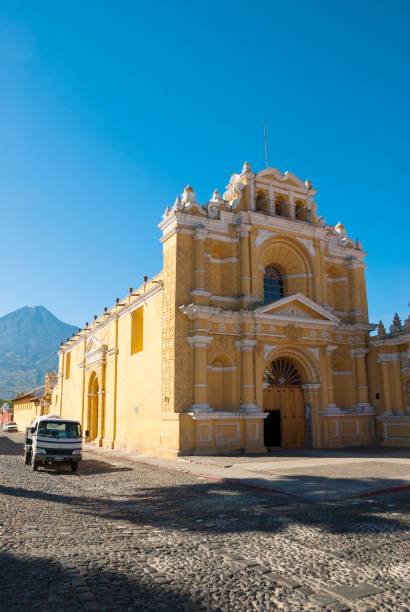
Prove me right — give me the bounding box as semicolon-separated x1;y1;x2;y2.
1;433;409;612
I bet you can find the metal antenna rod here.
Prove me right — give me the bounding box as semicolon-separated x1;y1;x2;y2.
264;120;269;168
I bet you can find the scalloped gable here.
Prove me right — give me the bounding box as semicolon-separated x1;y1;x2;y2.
254;293;340;323
255;168;306;189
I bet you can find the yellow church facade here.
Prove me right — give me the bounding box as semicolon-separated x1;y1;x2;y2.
50;162;410;456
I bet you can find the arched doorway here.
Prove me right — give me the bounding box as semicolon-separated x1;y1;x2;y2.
263;359;305;448
87;372;99;442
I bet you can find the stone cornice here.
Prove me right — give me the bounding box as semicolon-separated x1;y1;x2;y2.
158;208;366;262
377;351;408;363
370;332;410;347
349;348;370;358
59;283;162;355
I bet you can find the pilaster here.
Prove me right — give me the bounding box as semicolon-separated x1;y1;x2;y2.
326;345;339;410
289;188;295;219
235;339;257;412
350;348;371;409
378;355;393;415
238;224;252;302
194;227;208;294
188;335;213;411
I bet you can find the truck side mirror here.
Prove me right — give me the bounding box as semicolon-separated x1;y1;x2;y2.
84;430;90;438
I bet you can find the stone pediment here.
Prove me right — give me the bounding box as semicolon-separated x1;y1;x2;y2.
254;293;339;324
85;337;104;354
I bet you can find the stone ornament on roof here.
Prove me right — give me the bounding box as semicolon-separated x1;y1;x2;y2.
390;313;402;334
223;173;246;209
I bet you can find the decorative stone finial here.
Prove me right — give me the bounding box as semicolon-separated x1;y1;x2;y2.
211;189;220;201
242;161;252;174
305;179;313;189
389;313;402;334
173;196;183;210
377;320;386;336
356;238;363;250
335;221;346;237
182;184;196;204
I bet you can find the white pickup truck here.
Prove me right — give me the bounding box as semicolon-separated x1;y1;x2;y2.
24;415;89;472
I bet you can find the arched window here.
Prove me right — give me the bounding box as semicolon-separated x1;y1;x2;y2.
264;265;284;304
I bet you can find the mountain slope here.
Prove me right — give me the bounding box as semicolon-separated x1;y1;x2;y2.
0;306;77;398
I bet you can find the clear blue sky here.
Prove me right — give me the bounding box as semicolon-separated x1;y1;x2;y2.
0;0;409;328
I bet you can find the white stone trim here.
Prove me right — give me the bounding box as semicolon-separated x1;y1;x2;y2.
207;366;237;372
350;348;370;358
301;383;321;392
216;423;240;442
377;352;407;362
341;419;360;436
264;344;279;360
306;347;320;361
194;228;208;240
199;423;211;442
254;292;340;323
235;339;257;351
210;295;241;303
188;410;268;421
207;256;239;264
187;335;213;348
254;229;279;247
247;422;259;441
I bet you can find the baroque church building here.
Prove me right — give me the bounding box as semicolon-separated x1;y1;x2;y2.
50;162;410;456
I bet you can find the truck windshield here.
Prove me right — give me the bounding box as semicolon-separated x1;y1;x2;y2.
37;421;82;438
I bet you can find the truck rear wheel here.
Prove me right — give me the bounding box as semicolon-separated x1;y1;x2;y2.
70;462;78;472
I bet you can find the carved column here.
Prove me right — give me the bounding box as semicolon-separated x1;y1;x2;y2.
250;178;256;211
289;188;295;219
350;348;371;408
392;358;405;414
96;360;106;446
96;389;105;446
326;345;338;409
235;339;258;412
269;185;274;216
188;335;213;412
194;227;208;291
238;224;251;299
348;259;362;314
378;355;393;414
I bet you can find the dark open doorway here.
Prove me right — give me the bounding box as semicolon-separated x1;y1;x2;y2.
264;410;281;447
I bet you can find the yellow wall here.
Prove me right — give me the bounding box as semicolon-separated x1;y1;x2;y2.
13;398;41;431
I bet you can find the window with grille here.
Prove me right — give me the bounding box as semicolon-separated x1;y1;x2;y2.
263;265;284;304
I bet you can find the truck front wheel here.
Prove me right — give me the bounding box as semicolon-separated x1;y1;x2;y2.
70;462;78;472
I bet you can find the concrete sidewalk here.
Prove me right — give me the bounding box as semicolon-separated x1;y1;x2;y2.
86;444;410;503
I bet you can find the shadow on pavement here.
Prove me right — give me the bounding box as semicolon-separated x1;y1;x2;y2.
0;551;203;612
0;473;409;539
0;434;23;455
